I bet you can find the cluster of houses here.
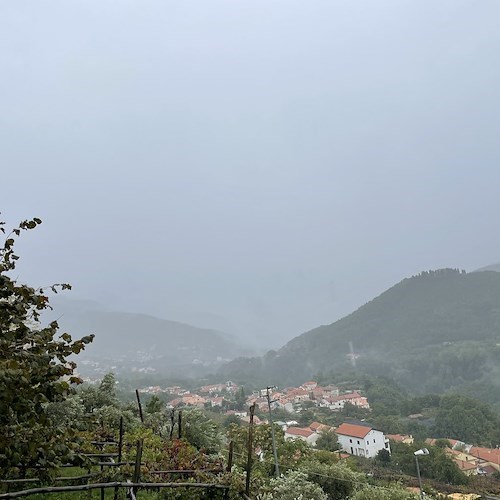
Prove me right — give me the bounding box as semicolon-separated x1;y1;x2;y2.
139;381;241;408
429;438;500;476
138;379;370;414
138;379;500;477
386;435;500;476
246;380;370;413
138;379;390;458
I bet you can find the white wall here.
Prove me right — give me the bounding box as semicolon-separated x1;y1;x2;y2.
338;430;390;458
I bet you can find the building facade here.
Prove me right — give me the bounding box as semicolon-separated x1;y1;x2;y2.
337;422;390;458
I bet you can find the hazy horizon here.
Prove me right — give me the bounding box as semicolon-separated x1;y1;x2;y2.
2;1;500;347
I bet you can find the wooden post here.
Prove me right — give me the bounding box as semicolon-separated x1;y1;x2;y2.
245;403;256;497
178;410;182;439
135;390;144;423
114;416;124;500
133;440;143;483
169;409;175;440
100;463;104;500
227;440;233;472
94;441;105;500
132;439;144;498
118;416;124;462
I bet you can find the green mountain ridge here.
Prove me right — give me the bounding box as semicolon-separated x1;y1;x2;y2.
219;269;500;401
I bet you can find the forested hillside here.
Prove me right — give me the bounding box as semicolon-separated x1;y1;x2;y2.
54;302;250;378
220;269;500;401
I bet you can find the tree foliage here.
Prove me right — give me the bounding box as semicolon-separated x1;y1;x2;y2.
260;470;328;500
299;459;365;500
351;485;419;500
316;427;339;451
0;217;94;477
432;394;500;445
227;422;311;477
389;442;468;486
182;407;223;454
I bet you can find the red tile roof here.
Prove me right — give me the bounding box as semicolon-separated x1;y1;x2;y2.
469;446;500;464
336;423;372;439
387;434;410;442
286;427;315;438
309;421;323;431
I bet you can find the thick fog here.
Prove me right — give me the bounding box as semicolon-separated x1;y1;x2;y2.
2;1;500;347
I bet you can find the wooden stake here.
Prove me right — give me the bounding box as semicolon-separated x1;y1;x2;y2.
227;440;234;472
132;439;144;498
169;409;175;440
118;416;124;462
178;410;182;439
114;417;124;500
135;390;144;423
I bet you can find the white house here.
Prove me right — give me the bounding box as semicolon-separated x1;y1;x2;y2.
320;392;370;411
337;422;390;458
284;427;319;446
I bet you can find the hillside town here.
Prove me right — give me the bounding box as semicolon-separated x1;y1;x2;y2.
139;379;369;413
137;379;500;479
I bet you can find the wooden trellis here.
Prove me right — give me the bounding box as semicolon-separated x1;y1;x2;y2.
0;397;254;499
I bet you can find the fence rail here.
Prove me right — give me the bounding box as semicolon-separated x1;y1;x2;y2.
0;481;230;499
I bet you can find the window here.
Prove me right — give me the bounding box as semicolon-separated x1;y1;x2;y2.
357;440;360;445
373;439;376;443
349;439;352;443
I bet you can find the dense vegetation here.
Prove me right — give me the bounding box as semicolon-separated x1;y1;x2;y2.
0;218;94;476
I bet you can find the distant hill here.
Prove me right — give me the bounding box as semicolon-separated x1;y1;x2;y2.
474;262;500;273
219;269;500;400
51;300;250;378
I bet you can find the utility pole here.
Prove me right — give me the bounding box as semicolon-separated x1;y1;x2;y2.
265;386;280;477
245;404;256;497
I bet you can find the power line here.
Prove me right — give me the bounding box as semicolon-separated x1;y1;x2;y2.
230;450;410;493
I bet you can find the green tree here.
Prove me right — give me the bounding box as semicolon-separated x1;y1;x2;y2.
223;414;242;428
316;428;339;451
0;217;94;477
300;459;366;500
260;470;328;500
78;373;139;434
389;442;468;486
182;408;223;453
351;485;419;499
375;448;391;465
426;446;468;485
146;395;163;414
45;394;85;430
432;394;500;446
234;387;246;410
227;423;311;476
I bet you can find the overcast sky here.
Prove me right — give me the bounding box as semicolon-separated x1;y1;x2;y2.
2;0;500;347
